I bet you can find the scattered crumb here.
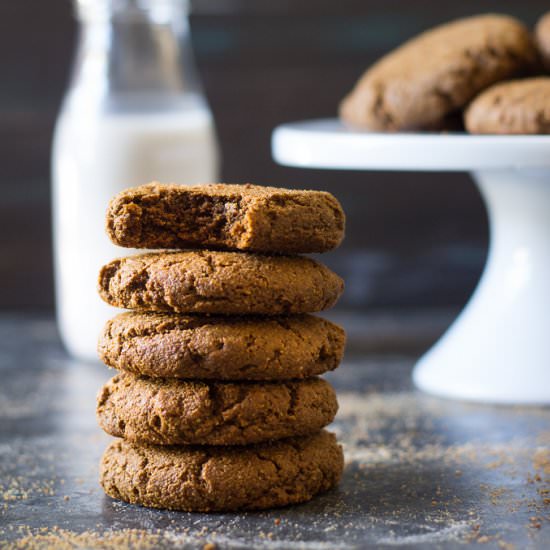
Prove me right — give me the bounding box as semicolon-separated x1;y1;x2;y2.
2;527;170;550
533;449;550;476
529;516;542;529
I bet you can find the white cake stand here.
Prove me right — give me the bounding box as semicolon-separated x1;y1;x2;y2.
272;119;550;405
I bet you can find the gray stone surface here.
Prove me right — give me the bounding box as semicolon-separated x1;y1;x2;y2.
0;314;548;548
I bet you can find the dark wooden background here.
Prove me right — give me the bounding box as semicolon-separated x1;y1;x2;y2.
1;0;547;311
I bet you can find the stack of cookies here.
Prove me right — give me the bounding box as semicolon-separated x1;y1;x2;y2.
95;183;347;512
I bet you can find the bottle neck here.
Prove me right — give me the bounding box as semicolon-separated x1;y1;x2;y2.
76;0;190;24
71;0;200;110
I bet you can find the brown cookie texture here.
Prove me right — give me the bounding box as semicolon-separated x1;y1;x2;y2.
106;182;345;254
97;373;338;445
535;12;550;71
98;251;344;315
465;78;550;134
100;430;343;511
340;14;538;131
98;311;345;380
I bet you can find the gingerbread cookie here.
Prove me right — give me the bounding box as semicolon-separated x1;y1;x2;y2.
99;311;345;380
97;373;338;445
98;251;344;315
100;430;343;511
535;12;550;71
465;77;550;134
106;183;345;254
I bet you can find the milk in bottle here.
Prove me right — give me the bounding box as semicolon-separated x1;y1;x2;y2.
52;0;219;361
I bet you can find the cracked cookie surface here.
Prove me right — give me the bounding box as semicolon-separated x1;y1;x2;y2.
465;77;550;134
106;182;345;254
100;430;343;511
340;14;537;131
98;251;344;315
97;373;338;445
99;311;345;380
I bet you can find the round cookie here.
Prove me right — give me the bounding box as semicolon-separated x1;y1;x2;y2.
465;78;550;134
97;373;338;445
535;12;550;71
98;251;344;315
106;182;345;254
98;311;345;380
100;431;344;511
340;14;538;131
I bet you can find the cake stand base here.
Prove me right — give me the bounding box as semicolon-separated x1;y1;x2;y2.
414;169;550;404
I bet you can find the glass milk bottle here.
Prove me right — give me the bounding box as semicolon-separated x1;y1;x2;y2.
52;0;219;362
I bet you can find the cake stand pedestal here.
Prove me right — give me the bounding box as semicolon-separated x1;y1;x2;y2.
272;119;550;404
